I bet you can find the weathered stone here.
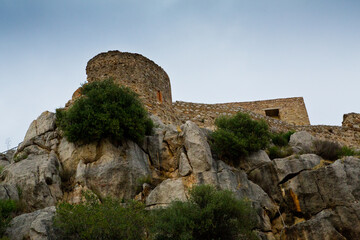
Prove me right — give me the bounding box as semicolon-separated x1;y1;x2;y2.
75;139;151;199
281;157;360;216
6;206;56;240
217;161;278;232
273;154;321;184
0;184;19;201
284;204;360;240
181;121;214;173
146;178;187;208
241;150;272;172
1;151;62;211
178;150;192;176
289;131;316;153
20;111;56;149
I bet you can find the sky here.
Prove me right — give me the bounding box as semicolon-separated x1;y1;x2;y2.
1;0;359;152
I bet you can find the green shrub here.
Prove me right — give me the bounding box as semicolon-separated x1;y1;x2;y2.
151;185;257;240
56;79;153;144
53;193;149;240
313;140;341;161
210;112;270;164
0;199;18;237
271;131;294;147
267;145;293;160
338;146;360;157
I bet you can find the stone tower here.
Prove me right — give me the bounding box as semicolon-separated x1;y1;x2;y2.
86;50;175;123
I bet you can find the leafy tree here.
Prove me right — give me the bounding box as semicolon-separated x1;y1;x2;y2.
210;112;270;164
56;79;153;144
151;185;257;240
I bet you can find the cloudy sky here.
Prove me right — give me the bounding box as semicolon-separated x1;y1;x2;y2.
1;0;359;151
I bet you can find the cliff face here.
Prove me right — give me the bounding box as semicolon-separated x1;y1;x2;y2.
2;111;360;240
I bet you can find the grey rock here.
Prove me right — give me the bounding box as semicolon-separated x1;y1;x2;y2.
273;154;321;183
178;150;192;176
217;161;278;232
1;152;62;211
181;121;214;173
75;139;151;200
281;157;360;216
18;111;57;153
0;184;19;201
241;150;272;172
146;178;187;208
285;203;360;240
6;206;56;240
289;131;316;153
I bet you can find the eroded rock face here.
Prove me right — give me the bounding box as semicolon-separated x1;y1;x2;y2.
146;178;187;208
281;157;360;217
1;151;63;211
75;139;151;200
6;206;56;240
289;131;316;153
181;121;214;173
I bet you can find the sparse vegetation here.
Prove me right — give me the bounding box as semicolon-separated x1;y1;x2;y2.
267;131;294;159
210;112;270;164
271;131;294;147
338;146;360;157
13;151;28;163
135;175;153;194
0;199;18;237
53;192;149;240
56;79;153;145
313;140;342;161
151;185;257;240
54;186;257;240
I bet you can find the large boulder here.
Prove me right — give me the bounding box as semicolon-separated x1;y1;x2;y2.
181;121;214;173
284;203;360;240
280;157;360;216
17;111;58;153
146;178;187;208
241;150;272;172
75;139;151;200
0;151;62;211
289;131;316;153
248;154;322;204
6;206;56;240
217;160;278;232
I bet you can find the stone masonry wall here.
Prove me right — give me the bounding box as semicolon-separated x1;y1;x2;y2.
86;51;177;124
234;97;310;126
173;101;360;148
342;113;360;130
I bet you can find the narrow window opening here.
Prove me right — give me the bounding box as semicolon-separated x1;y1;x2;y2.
157;90;163;103
265;109;280;119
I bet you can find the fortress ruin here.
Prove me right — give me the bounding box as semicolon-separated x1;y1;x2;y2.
84;51;360;148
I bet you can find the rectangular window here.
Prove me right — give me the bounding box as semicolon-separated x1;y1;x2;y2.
265;108;280;119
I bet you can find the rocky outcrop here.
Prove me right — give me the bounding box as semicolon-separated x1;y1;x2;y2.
146;178;187;208
289;131;316;153
0;151;63;211
74;139;151;200
6;206;56;240
4;109;360;240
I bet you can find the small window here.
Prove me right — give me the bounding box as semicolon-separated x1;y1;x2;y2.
265;109;280;119
157;90;163;103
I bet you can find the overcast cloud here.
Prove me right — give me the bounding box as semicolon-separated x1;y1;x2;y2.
1;0;359;151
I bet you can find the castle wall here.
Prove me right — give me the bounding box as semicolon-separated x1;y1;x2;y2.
234;97;310;126
86;51;177;124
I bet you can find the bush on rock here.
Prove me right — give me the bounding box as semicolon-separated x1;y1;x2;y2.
56;79;153;144
210;112;270;164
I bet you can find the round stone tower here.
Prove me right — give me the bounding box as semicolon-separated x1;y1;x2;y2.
86;50;175;123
